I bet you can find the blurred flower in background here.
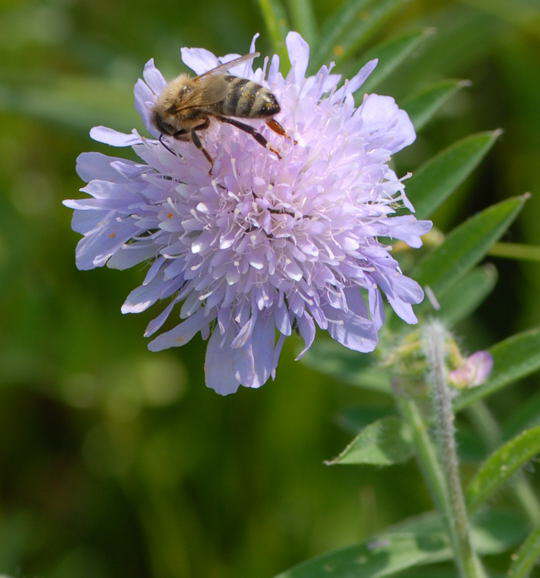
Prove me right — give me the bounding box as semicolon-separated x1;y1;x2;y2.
65;32;430;394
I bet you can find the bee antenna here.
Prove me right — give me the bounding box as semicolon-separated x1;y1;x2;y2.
159;134;178;157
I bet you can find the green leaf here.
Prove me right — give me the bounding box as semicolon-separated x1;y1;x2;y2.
326;416;413;466
413;195;527;297
431;264;498;326
507;527;540;578
407;130;502;220
287;0;317;44
466;426;540;511
274;509;526;578
398;566;504;578
303;339;391;393
455;327;540;410
359;28;435;93
312;0;372;70
256;0;290;63
335;0;408;66
403;78;470;131
313;0;408;69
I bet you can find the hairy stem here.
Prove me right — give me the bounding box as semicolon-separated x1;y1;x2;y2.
422;321;487;578
397;396;452;517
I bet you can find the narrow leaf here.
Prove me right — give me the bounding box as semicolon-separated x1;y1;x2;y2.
403;78;471;131
335;0;408;66
275;510;526;578
257;0;290;63
407;130;502;219
455;327;540;410
507;527;540;578
287;0;317;44
313;0;408;69
413;195;527;297
312;0;372;70
326;416;413;466
429;264;498;326
466;426;540;511
360;28;435;93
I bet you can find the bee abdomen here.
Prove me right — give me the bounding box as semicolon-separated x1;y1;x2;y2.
220;76;280;118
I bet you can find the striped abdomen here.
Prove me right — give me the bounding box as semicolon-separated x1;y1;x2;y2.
215;75;280;118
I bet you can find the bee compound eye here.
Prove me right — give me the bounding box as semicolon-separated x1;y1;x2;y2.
154;114;176;135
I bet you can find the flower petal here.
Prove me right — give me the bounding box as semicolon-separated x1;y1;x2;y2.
180;47;219;75
286;31;310;83
148;309;207;350
142;58;167;94
358;94;416;153
204;329;241;395
90;126;141;147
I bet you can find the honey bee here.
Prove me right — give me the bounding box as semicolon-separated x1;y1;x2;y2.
151;52;291;169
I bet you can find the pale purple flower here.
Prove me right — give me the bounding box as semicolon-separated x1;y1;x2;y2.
64;32;431;395
449;351;493;389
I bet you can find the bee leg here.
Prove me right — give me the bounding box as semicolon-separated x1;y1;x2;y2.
190;129;214;173
159;134;181;157
215;116;282;159
265;119;297;144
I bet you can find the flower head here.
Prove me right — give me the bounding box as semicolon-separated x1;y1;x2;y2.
64;32;431;395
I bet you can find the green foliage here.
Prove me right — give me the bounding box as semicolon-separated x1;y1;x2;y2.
488;242;540;263
311;0;373;69
403;79;470;131
359;28;434;92
502;390;540;440
257;0;290;61
275;510;527;577
455;327;540;409
287;0;318;44
413;195;527;296
432;265;498;326
507;527;540;578
312;0;408;69
406;131;502;220
303;339;390;392
466;426;540;511
326;416;413;465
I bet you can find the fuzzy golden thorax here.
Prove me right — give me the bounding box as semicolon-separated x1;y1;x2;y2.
152;74;204;136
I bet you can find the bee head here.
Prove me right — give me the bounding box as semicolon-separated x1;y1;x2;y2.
152;109;178;136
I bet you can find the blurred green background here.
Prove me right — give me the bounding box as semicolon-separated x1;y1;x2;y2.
0;0;539;576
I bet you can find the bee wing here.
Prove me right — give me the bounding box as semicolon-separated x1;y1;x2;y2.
174;76;230;111
195;52;260;80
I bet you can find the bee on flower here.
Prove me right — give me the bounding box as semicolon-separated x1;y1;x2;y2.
64;32;431;394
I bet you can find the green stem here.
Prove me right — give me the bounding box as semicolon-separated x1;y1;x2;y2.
467;402;540;526
421;322;487;578
398;397;487;577
488;242;540;263
397;396;452;517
